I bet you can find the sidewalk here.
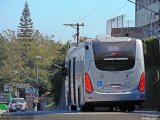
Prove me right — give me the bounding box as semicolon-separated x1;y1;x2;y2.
134;110;160;115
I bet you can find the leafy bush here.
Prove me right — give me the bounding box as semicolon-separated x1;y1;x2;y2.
143;38;160;110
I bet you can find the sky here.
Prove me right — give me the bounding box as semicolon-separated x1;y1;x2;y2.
0;0;135;42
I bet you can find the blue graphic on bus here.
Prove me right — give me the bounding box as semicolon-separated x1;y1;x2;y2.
97;81;103;87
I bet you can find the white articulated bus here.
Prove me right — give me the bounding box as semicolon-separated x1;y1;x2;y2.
62;37;145;112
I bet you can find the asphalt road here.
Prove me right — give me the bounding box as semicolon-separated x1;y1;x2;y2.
33;111;160;120
2;110;160;120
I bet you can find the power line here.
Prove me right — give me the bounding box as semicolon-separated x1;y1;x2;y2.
85;3;129;26
77;0;106;22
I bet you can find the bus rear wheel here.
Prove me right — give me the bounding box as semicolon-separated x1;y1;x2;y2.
127;105;135;112
120;106;127;112
80;104;94;112
120;105;135;112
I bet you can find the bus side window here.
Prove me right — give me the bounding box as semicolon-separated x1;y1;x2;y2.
62;67;68;77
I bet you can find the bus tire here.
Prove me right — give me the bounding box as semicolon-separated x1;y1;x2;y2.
109;107;114;112
71;105;77;111
120;106;127;112
127;105;135;112
82;103;94;112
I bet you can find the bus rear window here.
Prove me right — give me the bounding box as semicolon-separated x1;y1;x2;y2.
92;40;136;71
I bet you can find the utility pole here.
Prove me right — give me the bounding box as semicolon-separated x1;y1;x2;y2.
63;23;84;45
35;66;39;111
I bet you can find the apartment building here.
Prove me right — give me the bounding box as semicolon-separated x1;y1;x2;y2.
135;0;160;38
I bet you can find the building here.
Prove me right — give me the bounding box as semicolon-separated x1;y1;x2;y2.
107;15;143;39
107;15;135;35
135;0;160;38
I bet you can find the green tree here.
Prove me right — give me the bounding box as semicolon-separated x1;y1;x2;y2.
0;28;70;105
0;29;64;95
17;1;34;40
0;37;7;67
0;37;8;91
48;41;69;106
143;38;160;110
144;38;160;68
0;29;16;42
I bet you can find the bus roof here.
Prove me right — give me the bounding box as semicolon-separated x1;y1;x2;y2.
67;37;139;55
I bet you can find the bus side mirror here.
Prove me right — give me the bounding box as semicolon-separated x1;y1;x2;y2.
85;45;89;50
62;67;68;76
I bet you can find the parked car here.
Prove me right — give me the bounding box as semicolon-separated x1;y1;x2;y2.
8;98;27;112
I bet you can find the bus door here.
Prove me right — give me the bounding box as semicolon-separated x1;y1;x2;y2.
68;60;72;105
73;57;76;104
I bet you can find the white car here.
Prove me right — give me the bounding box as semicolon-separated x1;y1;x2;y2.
8;98;27;112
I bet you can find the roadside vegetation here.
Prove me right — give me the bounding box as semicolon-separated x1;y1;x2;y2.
143;38;160;111
0;29;68;106
0;1;69;108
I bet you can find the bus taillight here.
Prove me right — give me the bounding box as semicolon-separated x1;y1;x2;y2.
139;72;145;92
85;73;93;94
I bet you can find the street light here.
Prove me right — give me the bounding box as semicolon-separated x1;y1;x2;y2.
36;56;62;69
35;65;39;111
14;70;38;111
14;70;36;82
35;56;62;110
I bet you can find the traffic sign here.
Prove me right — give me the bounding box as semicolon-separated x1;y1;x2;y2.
16;83;30;89
4;86;13;92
